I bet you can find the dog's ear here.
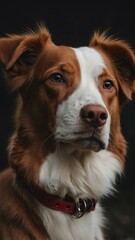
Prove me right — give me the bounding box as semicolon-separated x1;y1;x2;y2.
90;32;135;102
0;27;51;90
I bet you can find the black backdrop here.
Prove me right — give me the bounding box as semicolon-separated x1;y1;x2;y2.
0;1;135;239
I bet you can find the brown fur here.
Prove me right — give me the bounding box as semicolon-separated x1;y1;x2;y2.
0;27;135;239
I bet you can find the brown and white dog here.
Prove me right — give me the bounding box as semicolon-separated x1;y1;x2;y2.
0;26;135;240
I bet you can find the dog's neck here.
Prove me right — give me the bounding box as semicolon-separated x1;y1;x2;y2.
39;148;122;201
19;178;97;218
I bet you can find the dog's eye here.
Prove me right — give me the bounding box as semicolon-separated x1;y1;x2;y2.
49;73;64;84
103;80;114;90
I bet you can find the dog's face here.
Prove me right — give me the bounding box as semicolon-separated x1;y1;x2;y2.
0;27;135;179
55;47;111;152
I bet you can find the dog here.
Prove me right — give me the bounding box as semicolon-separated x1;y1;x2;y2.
0;26;135;240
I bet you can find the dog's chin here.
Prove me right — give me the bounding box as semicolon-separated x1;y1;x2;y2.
72;137;105;152
58;137;106;152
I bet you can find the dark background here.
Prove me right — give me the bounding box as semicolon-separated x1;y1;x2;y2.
0;1;135;239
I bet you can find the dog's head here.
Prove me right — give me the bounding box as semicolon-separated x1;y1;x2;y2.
0;27;135;181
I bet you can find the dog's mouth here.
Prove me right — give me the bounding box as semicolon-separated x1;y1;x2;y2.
73;136;105;152
71;136;105;152
57;132;105;152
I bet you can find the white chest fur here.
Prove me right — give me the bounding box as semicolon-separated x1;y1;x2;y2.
39;203;104;240
39;150;122;239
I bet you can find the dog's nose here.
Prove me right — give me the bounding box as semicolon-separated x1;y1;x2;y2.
80;104;108;127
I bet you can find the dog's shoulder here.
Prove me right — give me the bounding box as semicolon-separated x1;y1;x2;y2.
0;169;17;239
0;169;49;239
0;169;18;224
0;168;15;203
0;167;14;185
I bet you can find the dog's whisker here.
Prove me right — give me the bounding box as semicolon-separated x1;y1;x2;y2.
40;133;56;150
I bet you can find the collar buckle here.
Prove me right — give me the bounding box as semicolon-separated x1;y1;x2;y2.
72;198;90;219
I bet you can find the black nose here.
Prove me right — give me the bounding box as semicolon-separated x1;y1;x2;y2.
80;104;108;127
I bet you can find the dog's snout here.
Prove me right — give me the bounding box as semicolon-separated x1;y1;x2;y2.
80;104;108;127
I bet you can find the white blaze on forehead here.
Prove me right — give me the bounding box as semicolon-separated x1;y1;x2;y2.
60;46;107;108
72;47;105;98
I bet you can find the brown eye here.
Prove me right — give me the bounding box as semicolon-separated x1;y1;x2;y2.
103;80;114;90
49;73;64;84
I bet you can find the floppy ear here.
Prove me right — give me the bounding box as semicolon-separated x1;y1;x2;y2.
0;27;50;90
90;32;135;101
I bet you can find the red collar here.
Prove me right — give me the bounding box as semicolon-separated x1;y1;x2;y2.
20;181;97;219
